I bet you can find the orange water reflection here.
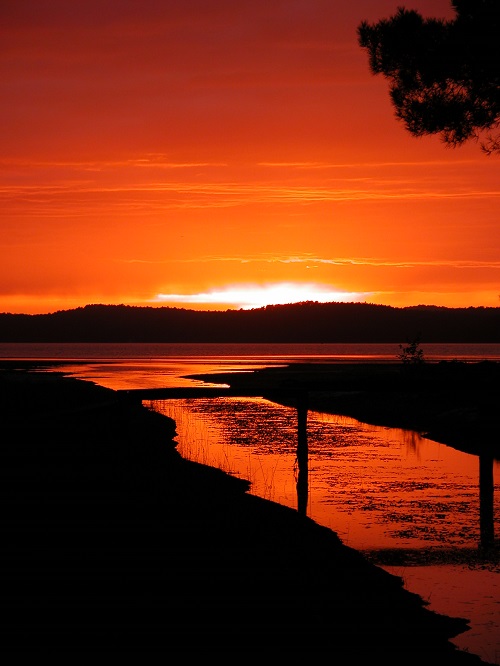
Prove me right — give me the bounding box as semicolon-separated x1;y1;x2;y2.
385;565;500;665
151;396;499;553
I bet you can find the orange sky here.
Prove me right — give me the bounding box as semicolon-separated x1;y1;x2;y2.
1;0;499;314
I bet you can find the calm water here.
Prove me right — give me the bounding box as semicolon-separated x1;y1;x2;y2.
2;342;499;664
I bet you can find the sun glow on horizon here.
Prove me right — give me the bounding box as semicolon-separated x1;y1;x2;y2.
155;283;370;310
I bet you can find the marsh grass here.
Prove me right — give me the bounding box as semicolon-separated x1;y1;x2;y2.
150;397;284;501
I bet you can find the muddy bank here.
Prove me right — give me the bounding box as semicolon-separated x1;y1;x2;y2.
1;367;494;662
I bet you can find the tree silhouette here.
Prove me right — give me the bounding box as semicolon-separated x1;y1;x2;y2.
357;1;500;154
397;336;425;365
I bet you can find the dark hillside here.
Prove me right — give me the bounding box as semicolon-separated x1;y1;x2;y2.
0;302;499;342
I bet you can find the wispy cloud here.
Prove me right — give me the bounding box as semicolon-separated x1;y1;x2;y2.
258;158;485;169
1;154;497;220
0;156;227;170
131;254;500;270
2;180;498;218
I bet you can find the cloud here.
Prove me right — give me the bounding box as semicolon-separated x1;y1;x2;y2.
155;282;369;309
151;254;500;270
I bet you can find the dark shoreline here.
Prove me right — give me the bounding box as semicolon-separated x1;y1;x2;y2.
1;363;496;662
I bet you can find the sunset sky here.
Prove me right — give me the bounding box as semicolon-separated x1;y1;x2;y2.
2;0;499;315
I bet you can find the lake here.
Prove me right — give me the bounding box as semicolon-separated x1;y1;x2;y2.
2;342;499;664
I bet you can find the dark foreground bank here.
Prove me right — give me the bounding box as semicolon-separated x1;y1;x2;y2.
1;366;494;663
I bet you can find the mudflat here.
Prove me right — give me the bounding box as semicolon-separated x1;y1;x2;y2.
1;363;496;662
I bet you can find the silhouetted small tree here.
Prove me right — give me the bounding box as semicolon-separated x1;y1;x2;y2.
398;336;425;365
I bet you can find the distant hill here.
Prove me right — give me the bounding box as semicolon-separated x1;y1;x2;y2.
1;302;499;343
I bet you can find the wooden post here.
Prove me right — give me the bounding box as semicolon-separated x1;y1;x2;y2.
296;391;309;516
479;453;494;551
